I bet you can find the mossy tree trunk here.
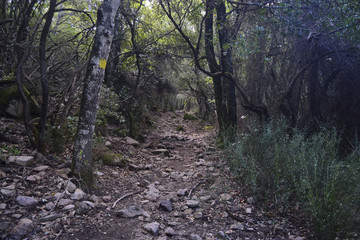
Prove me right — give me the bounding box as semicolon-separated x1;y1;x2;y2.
72;0;121;189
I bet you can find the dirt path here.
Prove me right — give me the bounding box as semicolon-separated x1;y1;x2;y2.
0;111;308;240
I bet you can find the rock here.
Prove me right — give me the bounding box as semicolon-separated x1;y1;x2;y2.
105;141;112;147
33;165;49;172
116;206;144;218
165;227;176;236
152;149;169;157
186;200;199;208
218;231;225;237
103;196;111;202
1;186;16;197
220;193;233;201
65;181;77;193
26;175;40;182
12;214;22;219
193;211;203;219
145;183;160;201
199;195;212;202
247;197;256;204
230;223;244;230
176;189;187;196
143;222;160;235
56;168;71;177
7;155;35;167
190;233;202;240
159;200;172;212
0;203;6;210
16;196;38;207
70;188;85;200
245;207;252;214
11;218;34;237
82;201;96;209
62;204;75;211
75;201;91;215
184;208;193;215
45;202;55;210
125;137;139;146
58;199;73;207
0;221;14;232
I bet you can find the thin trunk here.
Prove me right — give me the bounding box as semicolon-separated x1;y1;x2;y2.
72;0;121;189
38;0;57;153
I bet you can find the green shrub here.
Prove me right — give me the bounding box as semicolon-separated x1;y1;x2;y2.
223;119;360;239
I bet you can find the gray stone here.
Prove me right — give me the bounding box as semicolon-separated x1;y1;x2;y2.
45;202;55;211
1;187;15;197
143;222;160;235
152;149;169;157
186;200;199;208
16;196;38;207
82;201;96;209
125;137;139;146
145;183;160;201
184;208;193;215
176;189;187;196
218;231;225;237
165;227;176;236
230;223;244;230
245;207;252;214
193;211;203;219
26;175;40;182
8;155;35;167
65;181;77;193
0;203;6;210
159;200;172;212
12;218;34;237
0;221;14;232
220;193;233;201
105;141;112;146
199;195;212;202
62;204;75;211
33;165;49;172
58;199;73;207
12;214;22;219
116;205;144;218
75;201;91;215
70;188;85;200
190;234;202;240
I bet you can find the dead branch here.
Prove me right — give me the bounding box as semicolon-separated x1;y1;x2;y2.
111;190;143;209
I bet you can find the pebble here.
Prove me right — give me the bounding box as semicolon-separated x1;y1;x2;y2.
0;203;6;209
33;165;50;172
1;185;16;197
165;227;176;236
71;188;85;200
246;207;252;214
190;233;202;240
116;206;144;218
11;218;34;237
143;221;160;235
62;204;75;211
186;200;199;208
176;189;187;196
16;196;39;207
58;199;73;206
159;200;172;212
230;223;244;230
65;181;77;193
220;193;233;201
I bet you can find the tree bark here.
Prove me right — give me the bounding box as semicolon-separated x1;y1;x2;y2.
72;0;121;188
38;0;57;153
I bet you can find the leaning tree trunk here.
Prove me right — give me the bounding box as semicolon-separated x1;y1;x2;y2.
72;0;121;188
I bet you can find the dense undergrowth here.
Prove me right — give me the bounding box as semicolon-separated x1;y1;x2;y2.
223;120;360;239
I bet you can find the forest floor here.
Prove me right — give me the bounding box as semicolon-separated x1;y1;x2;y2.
0;111;309;240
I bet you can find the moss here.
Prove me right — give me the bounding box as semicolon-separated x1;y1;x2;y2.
176;125;185;131
101;153;127;168
204;125;215;130
183;113;198;121
0;85;20;107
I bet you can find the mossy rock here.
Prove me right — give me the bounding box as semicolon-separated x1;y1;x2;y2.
0;84;22;118
100;153;127;168
183;113;198;121
176;125;185;131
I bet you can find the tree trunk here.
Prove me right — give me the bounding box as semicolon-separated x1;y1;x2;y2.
38;0;57;153
204;0;226;131
216;0;237;128
72;0;121;189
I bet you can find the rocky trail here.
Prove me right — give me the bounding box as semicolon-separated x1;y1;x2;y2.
0;111;308;240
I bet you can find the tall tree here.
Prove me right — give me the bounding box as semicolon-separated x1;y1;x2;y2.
38;0;57;153
72;0;121;188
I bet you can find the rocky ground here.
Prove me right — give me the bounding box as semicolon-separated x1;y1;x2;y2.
0;111;309;239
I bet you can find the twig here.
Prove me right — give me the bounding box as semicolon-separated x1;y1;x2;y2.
50;179;71;211
188;181;204;198
111;190;143;209
225;208;245;222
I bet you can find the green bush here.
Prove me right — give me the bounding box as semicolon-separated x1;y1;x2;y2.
223;119;360;239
